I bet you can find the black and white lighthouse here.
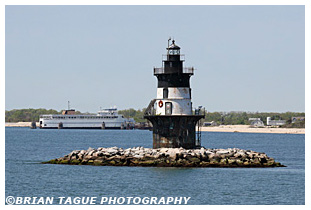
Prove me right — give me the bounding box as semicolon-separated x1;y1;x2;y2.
144;39;205;149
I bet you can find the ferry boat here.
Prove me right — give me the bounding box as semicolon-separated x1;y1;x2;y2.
39;108;135;129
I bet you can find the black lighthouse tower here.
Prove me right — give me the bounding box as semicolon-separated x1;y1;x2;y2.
144;39;205;149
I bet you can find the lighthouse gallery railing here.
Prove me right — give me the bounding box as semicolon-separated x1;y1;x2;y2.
153;67;195;75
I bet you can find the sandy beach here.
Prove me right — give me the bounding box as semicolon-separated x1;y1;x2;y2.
5;122;40;127
200;125;305;134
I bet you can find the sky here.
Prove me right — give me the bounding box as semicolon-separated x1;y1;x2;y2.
5;5;305;113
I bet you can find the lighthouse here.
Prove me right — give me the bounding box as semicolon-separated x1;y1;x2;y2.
144;39;205;149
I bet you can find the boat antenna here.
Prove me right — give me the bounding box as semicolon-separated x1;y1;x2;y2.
68;101;70;110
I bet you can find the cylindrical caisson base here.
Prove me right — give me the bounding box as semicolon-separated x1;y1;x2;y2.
145;115;204;149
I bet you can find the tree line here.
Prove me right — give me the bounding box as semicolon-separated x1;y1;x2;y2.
5;108;304;127
204;111;305;127
5;108;81;123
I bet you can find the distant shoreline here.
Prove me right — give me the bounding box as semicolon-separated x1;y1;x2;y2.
200;125;305;134
5;122;305;134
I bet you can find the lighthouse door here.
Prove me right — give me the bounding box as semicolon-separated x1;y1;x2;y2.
165;102;172;115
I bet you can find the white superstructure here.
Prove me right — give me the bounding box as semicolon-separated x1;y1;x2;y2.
154;87;192;115
39;108;134;129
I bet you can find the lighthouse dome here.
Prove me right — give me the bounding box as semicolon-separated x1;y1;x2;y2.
167;40;180;49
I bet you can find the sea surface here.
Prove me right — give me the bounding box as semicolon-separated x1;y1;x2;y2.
5;127;305;205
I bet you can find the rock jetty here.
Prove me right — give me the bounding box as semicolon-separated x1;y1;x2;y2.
43;147;285;167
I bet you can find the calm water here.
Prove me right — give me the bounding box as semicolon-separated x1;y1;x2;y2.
5;127;305;205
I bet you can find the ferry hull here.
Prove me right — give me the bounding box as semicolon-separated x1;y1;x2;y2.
39;126;123;129
39;108;135;130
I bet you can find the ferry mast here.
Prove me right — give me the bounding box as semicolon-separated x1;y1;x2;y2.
144;39;205;149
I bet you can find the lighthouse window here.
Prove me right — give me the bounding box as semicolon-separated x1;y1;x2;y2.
169;49;180;55
163;88;168;99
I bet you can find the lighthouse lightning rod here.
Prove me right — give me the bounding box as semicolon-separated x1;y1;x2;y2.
168;37;171;48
